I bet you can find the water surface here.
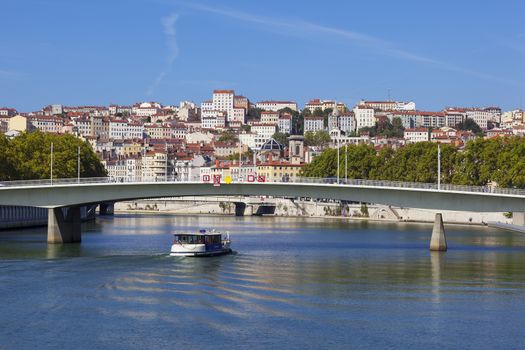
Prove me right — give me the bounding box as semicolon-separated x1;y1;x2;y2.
1;215;525;349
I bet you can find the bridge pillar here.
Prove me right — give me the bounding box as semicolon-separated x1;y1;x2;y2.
512;212;525;226
430;213;447;251
99;202;115;216
48;207;81;244
234;202;246;216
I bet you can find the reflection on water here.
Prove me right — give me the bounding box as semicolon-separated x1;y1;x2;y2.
1;215;525;349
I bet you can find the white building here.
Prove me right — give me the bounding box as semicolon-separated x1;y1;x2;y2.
201;111;226;129
255;101;298;112
239;132;257;150
0;108;17;117
105;157;142;182
127;122;144;139
418;112;445;128
353;106;375;130
252;123;277;141
109;119;129;140
260;111;279;124
278;115;292;134
212;89;234;114
465;108;495;129
201;90;245;124
72;117;92;137
404;128;429;143
338;113;356;134
30;116;64;134
304;99;346;113
304;116;324;133
358;100;416;111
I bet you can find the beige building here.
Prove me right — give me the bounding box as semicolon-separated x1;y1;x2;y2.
8;115;31;132
256;161;304;182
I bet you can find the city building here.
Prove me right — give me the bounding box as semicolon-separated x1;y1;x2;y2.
304;99;346;113
255;100;298;112
358;100;416;111
278;114;292;134
304;116;324;133
353;106;375;130
404;128;429;143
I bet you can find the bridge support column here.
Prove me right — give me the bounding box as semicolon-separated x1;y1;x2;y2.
430;213;447;251
99;202;115;216
234;202;246;216
512;212;525;226
48;207;81;244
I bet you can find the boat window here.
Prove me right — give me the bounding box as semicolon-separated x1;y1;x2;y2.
205;235;221;244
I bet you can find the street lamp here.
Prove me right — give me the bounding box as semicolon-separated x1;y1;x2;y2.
50;142;54;185
345;144;348;183
437;143;441;190
336;137;340;183
77;146;80;183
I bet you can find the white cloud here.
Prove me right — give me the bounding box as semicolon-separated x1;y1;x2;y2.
186;3;521;86
147;13;179;96
162;13;179;64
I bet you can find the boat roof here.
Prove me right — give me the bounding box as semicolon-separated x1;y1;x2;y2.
174;231;223;236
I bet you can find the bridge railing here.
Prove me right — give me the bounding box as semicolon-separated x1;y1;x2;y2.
1;176;525;196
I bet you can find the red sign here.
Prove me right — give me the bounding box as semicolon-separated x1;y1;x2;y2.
213;174;221;187
202;174;211;183
247;174;255;183
257;175;266;183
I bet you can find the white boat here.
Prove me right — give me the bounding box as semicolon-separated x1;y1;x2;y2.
170;229;232;257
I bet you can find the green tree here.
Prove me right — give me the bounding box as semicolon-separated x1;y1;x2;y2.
217;130;239;142
304;130;331;147
272;132;289;146
226;149;254;161
279;107;302;135
6;131;106;180
0;134;16;180
246;107;263;121
456;118;482;135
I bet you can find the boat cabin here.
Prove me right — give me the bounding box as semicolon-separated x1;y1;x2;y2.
173;231;222;250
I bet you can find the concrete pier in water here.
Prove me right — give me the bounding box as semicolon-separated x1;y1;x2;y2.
430;213;447;251
47;207;82;244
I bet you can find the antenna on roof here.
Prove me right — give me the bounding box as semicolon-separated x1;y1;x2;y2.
388;89;391;102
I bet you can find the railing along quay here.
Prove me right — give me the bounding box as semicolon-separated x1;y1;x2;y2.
0;176;525;197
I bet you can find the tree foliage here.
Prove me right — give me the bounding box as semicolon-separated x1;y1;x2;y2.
300;137;525;189
217;130;239;142
359;117;405;138
0;132;106;181
272;132;289;146
455;118;482;135
246;107;263;121
304;130;331;147
279;107;302;135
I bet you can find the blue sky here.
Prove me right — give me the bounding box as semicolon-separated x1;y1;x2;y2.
1;0;524;112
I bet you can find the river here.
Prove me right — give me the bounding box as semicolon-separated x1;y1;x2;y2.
1;214;525;349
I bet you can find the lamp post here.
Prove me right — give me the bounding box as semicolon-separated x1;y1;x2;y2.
345;144;348;183
437;143;441;190
165;142;168;182
239;138;242;181
50;142;54;185
336;137;340;184
77;146;80;183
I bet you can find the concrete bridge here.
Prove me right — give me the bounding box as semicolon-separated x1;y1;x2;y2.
1;177;525;249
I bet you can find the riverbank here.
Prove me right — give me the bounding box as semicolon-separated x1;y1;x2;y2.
115;208;493;228
114;197;509;226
